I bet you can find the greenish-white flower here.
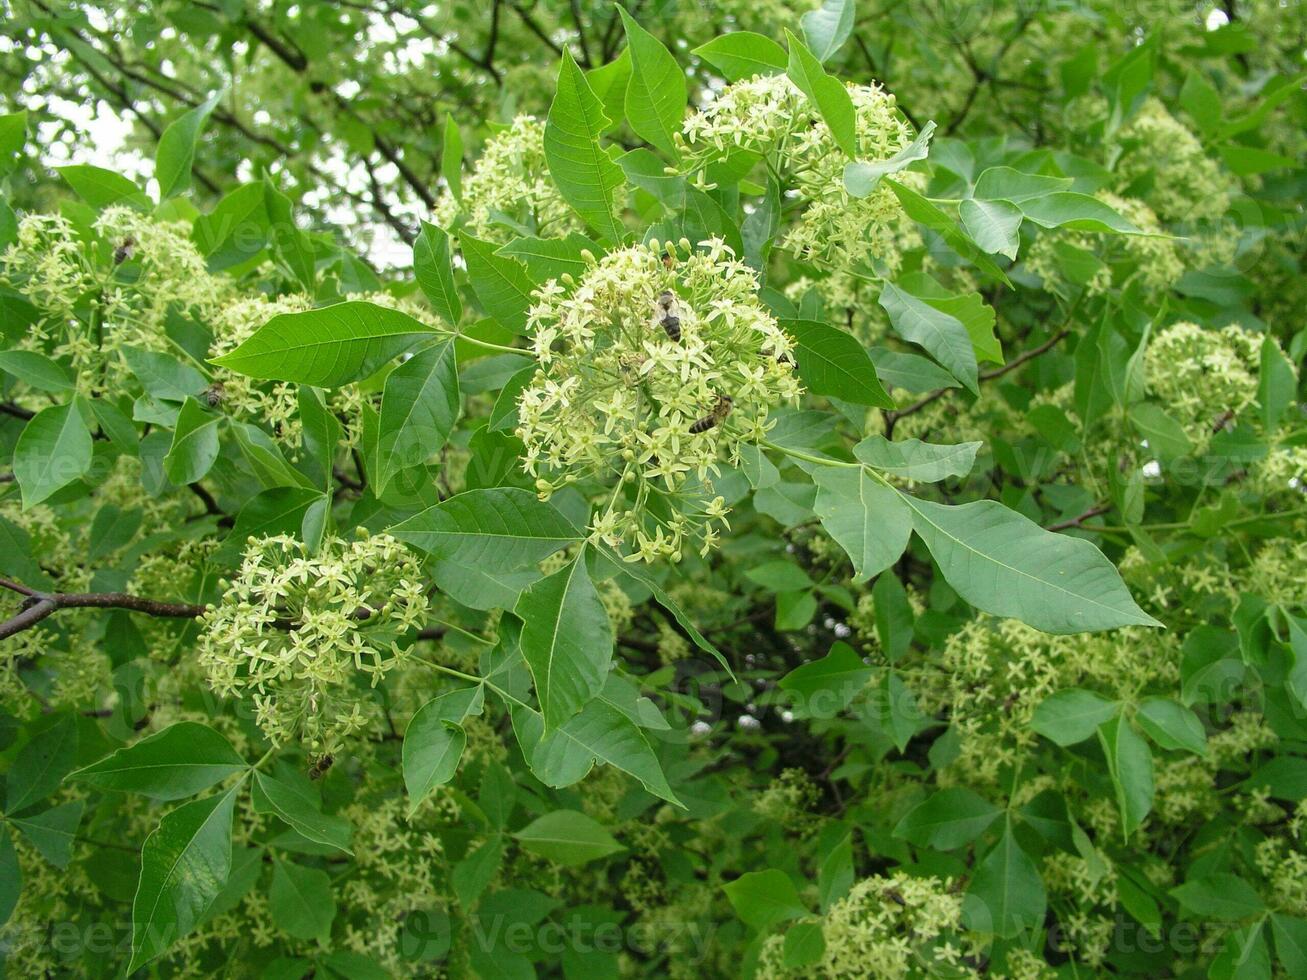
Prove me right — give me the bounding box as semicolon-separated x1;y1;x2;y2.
516;238;802;562
197;532;428;751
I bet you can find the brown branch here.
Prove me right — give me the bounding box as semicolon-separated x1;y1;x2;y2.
0;577;203;641
1;402;35;421
884;328;1073;434
511;2;564;57
1044;503;1111;532
0;577;447;644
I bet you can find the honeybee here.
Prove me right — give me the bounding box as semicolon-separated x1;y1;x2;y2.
653;290;681;342
113;236;135;265
203;381;225;407
661;250;676;271
689;394;732;434
308;753;334;780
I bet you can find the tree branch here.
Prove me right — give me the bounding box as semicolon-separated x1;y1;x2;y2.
883;328;1073;435
1044;503;1111;532
0;577;446;643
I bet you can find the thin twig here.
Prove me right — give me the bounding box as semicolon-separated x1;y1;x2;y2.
1044;503;1111;532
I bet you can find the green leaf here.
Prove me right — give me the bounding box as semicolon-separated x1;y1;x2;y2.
11;799;84;869
413;222;462;327
269;859;336;942
57;164;150;210
1271;915;1307;975
452;836;503;910
513;810;624;866
844;121;936;197
879;282;979;394
0;109;26;177
155;92;220;199
525;696;682;807
514;546;613;731
801;0;855;61
1019;192;1140;233
71;722;245;801
745;559;814;592
780;318;893;407
121;346;207;402
964;820;1047;938
783;921;826;968
0;827;19;925
215;487;321;563
1171;874;1265;920
389;487;581;572
1129;402;1193;459
723;869;807;931
875;669;922;752
960;198;1023;259
608;553;734;677
1136;698;1207;755
901;496;1161;633
164;397;221;486
894;787;1002;850
1097;714;1154;838
376;340;460;494
546;49;627;243
973;167;1073;203
441;113;463;202
497;234;599;282
811;467;912;583
895;272;1003;364
402;709;468;818
885;178;1011;284
230;421;315;490
192;181;270;268
869;347;960;392
252;772;353;854
617;7;687;158
778;641;872;715
459;234;535;332
1116;870;1162;938
6;713;77;814
1258;335;1297;433
692;33;788;81
0;350;75;393
816;822;854;909
871;572;914;663
784;30;857;158
210;301;434;386
128;785;238;973
14;400;93;508
586;49;631;131
853;435;981;482
264;181;317;292
1031;689;1118;746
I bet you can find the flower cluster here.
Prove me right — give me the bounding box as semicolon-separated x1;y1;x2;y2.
682;74;920;275
1025;192;1183;299
918;616;1181;791
197;532;428;751
432;114;580;244
1144;321;1261;449
1116;98;1231;225
516;238;801;561
757;872;971;979
1;207;230;394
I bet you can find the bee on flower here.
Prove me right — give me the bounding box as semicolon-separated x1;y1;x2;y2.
515;238;802;562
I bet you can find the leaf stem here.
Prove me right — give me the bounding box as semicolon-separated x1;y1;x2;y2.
448;333;528;357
